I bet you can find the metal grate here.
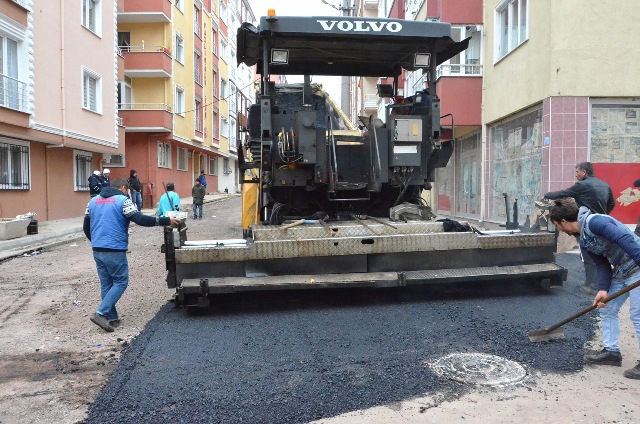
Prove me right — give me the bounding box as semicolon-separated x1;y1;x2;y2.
75;153;92;191
0;142;30;190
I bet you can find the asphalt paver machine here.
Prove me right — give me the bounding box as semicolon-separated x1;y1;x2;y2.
163;14;566;307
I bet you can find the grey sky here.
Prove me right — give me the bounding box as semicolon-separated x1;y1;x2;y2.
246;0;344;101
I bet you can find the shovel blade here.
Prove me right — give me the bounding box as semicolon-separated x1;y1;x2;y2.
528;327;565;343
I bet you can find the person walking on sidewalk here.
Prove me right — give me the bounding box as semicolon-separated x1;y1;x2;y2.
549;197;640;379
157;182;181;217
542;162;615;294
88;170;102;198
192;179;205;220
128;169;143;211
83;178;180;332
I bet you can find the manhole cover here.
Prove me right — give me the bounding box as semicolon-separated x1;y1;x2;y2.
428;353;527;386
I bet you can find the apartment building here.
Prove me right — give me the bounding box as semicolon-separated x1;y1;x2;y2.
116;0;254;207
482;0;640;225
354;0;639;226
0;0;124;221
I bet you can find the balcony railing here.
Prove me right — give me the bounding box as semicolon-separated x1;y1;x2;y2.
436;63;483;79
120;45;170;55
0;74;28;113
118;103;172;111
118;103;173;132
121;46;172;78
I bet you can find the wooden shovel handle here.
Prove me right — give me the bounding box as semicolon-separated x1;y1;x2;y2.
545;279;640;332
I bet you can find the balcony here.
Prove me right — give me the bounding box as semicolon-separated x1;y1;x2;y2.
364;94;378;112
436;61;483;79
118;0;171;23
118;103;173;132
0;74;28;113
122;46;172;78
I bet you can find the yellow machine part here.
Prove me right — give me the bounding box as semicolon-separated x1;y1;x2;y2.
241;180;260;230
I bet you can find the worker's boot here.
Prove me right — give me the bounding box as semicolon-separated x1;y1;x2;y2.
623;361;640;379
585;348;622;366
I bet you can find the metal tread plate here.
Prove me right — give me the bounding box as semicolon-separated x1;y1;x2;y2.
174;232;557;264
252;221;446;240
179;263;566;294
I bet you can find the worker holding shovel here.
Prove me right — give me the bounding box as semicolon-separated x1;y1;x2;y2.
549;198;640;379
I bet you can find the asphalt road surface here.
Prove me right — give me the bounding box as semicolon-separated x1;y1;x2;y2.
84;246;594;423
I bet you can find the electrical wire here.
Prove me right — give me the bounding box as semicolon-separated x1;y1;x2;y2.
177;77;260;115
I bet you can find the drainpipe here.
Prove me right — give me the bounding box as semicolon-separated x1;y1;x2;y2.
45;0;67;218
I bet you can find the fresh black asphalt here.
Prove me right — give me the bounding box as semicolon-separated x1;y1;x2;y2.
85;252;595;423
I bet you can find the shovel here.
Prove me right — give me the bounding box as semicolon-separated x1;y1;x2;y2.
528;280;640;342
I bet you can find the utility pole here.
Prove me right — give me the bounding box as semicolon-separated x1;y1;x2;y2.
339;0;351;115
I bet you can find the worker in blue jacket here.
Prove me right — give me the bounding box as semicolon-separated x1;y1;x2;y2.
550;197;640;379
83;178;180;332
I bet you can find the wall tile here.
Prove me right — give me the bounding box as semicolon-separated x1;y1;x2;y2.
576;113;588;131
576;147;588;162
576;97;588;114
551;96;563;111
576;130;588;148
551;113;564;131
551;146;563;165
563;130;576;147
564;114;576;131
563;97;576;114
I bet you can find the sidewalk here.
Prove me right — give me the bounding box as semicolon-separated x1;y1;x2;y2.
0;193;234;261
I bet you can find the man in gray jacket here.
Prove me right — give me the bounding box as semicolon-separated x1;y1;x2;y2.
543;162;615;294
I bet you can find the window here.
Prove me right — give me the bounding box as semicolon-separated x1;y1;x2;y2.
175;0;184;12
221;78;228;98
436;26;482;77
212;30;217;55
175;34;184;63
82;68;101;113
230;49;236;78
229;83;236;114
74;151;92;191
0;35;24;111
229;117;237;150
117;32;130;51
212;110;219;139
223;158;232;175
221;117;229;138
82;0;101;36
0;140;30;190
209;156;218;175
220;40;228;63
117;76;132;109
194;5;200;37
220;1;227;24
495;0;528;61
175;86;185;115
212;69;218;97
194;99;203;133
158;142;171;168
177;147;187;171
194;51;201;84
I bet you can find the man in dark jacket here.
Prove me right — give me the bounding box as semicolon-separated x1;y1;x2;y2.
128;169;143;211
192;179;206;219
88;170;102;197
543;162;615;294
83;178;180;332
